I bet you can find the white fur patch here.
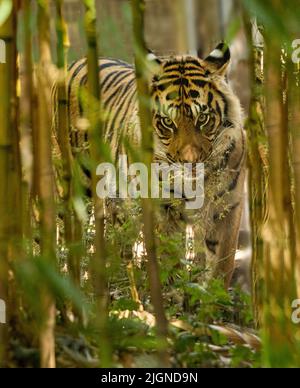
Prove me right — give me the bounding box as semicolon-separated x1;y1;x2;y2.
147;53;158;62
210;49;224;59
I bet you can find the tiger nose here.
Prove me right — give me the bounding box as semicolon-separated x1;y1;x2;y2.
179;145;201;163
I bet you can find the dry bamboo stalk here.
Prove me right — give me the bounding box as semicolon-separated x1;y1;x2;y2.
0;0;22;366
83;0;112;367
7;0;23;341
280;68;297;298
174;0;189;54
36;0;56;369
262;38;299;367
131;0;169;365
20;0;35;242
289;64;300;297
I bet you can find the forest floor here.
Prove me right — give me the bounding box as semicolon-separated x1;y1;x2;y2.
8;203;261;368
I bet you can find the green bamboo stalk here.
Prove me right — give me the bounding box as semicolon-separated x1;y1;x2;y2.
55;0;69;70
131;0;169;364
0;2;14;367
55;0;81;309
36;0;56;369
83;0;112;367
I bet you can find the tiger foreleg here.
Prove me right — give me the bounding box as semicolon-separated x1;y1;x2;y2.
208;170;246;288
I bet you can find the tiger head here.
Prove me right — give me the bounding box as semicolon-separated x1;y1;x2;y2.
149;43;242;164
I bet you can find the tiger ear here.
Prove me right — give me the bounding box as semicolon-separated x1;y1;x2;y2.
146;49;162;65
203;42;231;76
146;49;162;78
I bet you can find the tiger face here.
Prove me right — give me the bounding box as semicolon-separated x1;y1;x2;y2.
150;43;240;164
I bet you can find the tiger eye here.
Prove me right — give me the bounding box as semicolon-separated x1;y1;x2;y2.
161;117;173;127
198;113;208;123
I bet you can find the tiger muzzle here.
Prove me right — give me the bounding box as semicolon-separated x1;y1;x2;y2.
179;144;202;163
178;141;212;164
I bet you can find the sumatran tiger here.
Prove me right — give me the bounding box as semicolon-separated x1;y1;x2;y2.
55;43;246;288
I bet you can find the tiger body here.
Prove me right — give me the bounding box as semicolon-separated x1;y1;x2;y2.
64;44;246;287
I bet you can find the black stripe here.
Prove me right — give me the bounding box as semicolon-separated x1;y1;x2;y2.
190;89;200;99
110;79;135;113
112;58;133;68
223;120;233;128
102;70;132;93
212;88;228;116
103;88;122;110
99;61;122;71
173;78;189;87
115;87;137;139
215;170;241;200
103;72;134;110
157;81;175;91
214;140;236;172
68;60;88;107
106;81;136;136
207;91;214;105
163;63;180;71
163;66;203;74
215;101;222;117
158;74;180;81
78;74;88;116
101;70;122;91
77;62;124;107
68;60;79;72
185;73;206;78
206;239;219;254
185;59;204;68
102;73;134;110
191;79;208;88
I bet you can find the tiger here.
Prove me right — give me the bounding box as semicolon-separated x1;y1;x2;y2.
57;43;246;288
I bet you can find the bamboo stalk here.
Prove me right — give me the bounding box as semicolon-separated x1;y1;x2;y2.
20;0;35;242
280;67;297;299
55;0;81;310
55;0;69;71
289;64;300;297
131;0;169;365
0;4;14;367
36;0;56;369
7;0;23;340
83;0;111;367
244;20;268;327
262;37;299;367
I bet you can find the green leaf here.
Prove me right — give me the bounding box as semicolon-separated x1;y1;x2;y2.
112;298;140;312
